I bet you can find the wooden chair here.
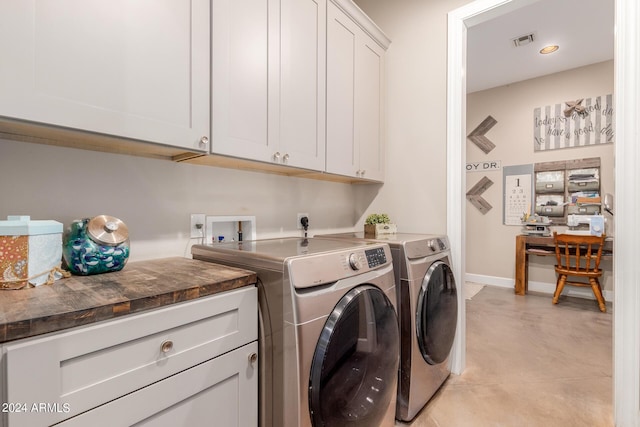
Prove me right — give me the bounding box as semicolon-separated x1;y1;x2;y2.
552;232;607;312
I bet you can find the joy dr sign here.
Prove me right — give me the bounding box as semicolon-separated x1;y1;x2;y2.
466;161;501;172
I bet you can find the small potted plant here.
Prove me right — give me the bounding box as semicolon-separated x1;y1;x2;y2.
364;213;397;236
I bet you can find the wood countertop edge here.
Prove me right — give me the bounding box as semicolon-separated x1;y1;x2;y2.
0;258;258;344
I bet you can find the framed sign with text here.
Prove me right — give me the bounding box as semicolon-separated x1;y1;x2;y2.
533;94;614;151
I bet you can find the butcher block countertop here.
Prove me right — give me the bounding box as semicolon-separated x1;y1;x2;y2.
0;257;257;344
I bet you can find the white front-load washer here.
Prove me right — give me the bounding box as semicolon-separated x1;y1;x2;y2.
192;237;399;427
317;232;458;421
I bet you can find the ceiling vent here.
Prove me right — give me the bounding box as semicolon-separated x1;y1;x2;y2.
512;33;535;47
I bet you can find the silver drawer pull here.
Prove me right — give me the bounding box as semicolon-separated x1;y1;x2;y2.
161;340;174;353
248;352;258;365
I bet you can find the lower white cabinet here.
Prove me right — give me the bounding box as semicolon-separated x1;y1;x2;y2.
57;341;258;427
0;286;258;427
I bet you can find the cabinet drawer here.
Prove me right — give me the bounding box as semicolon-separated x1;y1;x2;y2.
57;341;258;427
3;286;257;427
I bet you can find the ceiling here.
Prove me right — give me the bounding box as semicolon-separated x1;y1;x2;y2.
466;0;614;93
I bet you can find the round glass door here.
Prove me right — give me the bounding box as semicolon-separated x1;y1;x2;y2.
416;260;458;365
308;285;398;427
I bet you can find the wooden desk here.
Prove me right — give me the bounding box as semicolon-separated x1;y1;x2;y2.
514;234;613;295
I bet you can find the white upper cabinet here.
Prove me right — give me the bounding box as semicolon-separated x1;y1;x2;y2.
211;0;273;162
326;1;388;182
279;0;327;171
212;0;326;171
0;0;210;152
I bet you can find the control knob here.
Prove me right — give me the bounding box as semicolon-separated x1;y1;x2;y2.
428;240;437;251
348;253;362;270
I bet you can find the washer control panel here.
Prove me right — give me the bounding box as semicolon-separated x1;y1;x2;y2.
365;247;387;267
287;242;392;288
348;253;363;270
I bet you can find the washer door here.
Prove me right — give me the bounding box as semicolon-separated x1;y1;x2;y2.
308;285;398;427
416;260;458;365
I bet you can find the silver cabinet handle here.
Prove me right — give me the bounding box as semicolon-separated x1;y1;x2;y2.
273;152;281;161
199;136;209;148
360;169;365;176
282;153;290;163
161;340;174;353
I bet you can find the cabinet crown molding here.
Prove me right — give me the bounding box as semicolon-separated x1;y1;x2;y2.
330;0;391;49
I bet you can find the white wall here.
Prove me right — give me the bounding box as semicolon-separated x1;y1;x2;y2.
466;60;614;293
0;138;381;261
353;0;471;233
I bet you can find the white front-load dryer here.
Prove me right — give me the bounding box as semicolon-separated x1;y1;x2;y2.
317;232;458;421
192;237;399;427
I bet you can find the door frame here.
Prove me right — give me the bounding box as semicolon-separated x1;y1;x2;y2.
446;0;640;424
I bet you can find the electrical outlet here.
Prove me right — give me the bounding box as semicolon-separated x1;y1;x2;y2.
190;213;206;238
297;213;309;230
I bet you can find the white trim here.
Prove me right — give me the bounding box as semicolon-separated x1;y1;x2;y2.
329;0;391;49
446;6;467;376
448;0;639;424
614;0;640;425
446;0;537;381
465;273;614;302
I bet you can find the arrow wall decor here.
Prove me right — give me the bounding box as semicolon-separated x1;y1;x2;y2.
466;175;493;214
467;115;497;154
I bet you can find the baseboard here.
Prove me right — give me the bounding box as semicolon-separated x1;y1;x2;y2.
464;273;614;301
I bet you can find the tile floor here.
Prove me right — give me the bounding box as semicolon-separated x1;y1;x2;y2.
396;285;613;427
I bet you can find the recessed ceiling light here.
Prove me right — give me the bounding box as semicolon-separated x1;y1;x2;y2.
539;45;559;54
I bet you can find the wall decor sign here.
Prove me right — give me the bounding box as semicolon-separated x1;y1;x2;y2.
466;160;501;172
466;176;493;214
533;94;614;151
467;115;497;154
503;164;534;226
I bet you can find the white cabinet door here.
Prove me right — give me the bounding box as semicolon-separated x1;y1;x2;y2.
211;0;275;163
326;4;359;178
57;341;259;427
0;0;210;152
279;0;326;171
212;0;326;171
356;37;386;182
326;1;386;182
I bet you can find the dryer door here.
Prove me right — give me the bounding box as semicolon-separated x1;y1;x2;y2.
308;285;398;427
416;260;458;365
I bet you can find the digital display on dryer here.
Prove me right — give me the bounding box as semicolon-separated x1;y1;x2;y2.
365;247;387;267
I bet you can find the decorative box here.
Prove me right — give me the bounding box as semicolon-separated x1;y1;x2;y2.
0;216;64;289
364;223;398;236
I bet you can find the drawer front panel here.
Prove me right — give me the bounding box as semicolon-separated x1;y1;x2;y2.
57;341;258;427
4;286;257;427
